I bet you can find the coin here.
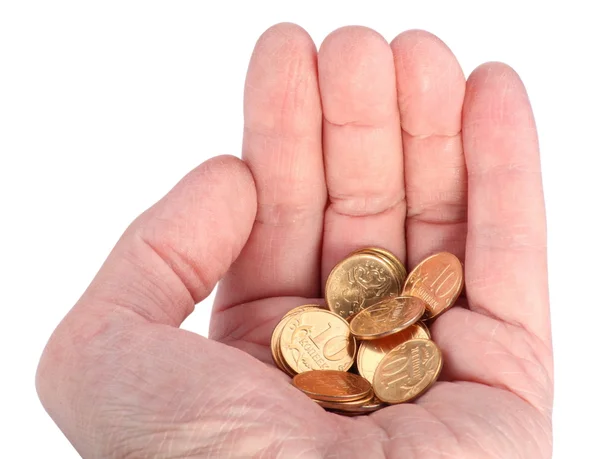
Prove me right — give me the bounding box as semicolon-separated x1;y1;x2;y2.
402;252;464;319
313;393;374;409
373;338;442;404
354;247;407;285
270;251;453;415
271;305;332;375
319;395;386;415
270;312;300;376
325;252;401;320
357;322;430;383
358;250;407;292
349;296;426;340
292;370;372;402
279;309;356;374
283;304;324;319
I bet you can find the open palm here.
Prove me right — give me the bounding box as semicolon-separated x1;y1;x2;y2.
37;24;553;458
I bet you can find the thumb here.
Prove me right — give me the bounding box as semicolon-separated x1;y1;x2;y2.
36;155;258;453
86;154;257;326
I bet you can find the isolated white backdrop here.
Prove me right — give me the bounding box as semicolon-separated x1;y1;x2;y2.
1;1;598;458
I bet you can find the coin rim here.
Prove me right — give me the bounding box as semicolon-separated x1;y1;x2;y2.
316;395;386;414
313;392;376;410
271;312;303;376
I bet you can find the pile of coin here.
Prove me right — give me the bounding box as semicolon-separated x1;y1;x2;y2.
270;248;464;416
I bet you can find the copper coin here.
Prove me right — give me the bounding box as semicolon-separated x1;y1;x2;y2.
320;396;386;415
354;247;407;285
349;296;426;340
402;252;464;319
373;338;442;404
293;370;372;402
326;252;401;320
313;393;374;409
279;309;356;374
357;322;430;383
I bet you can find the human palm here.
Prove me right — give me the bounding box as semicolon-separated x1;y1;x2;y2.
37;25;553;458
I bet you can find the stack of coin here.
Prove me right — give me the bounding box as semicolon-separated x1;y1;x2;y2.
270;249;464;415
270;304;356;376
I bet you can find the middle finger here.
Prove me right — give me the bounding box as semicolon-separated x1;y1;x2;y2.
319;26;406;285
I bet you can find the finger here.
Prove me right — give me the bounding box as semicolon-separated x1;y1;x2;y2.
81;155;257;326
215;23;326;309
463;62;550;344
319;26;405;281
391;30;467;268
36;156;339;456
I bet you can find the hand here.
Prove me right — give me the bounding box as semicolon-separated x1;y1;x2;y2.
37;24;553;458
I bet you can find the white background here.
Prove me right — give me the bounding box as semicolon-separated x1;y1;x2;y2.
1;1;598;457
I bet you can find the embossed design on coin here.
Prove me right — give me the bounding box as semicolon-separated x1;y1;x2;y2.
279;309;356;374
357;323;430;383
349;296;426;340
326;253;401;320
402;252;464;319
292;370;372;402
353;247;407;286
373;338;442;404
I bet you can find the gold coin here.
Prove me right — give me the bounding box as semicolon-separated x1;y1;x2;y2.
292;370;372;402
349;296;426;340
270;316;287;371
279;309;356;374
354;247;407;285
402;252;464;319
358;250;407;292
373;338;442;404
325;252;401;320
283;304;324;319
270;312;300;376
357;322;430;383
271;305;326;375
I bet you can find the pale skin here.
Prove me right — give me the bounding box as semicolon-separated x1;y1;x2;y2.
36;24;553;458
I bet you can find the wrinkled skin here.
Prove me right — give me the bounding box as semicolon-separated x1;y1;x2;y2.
37;24;553;458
